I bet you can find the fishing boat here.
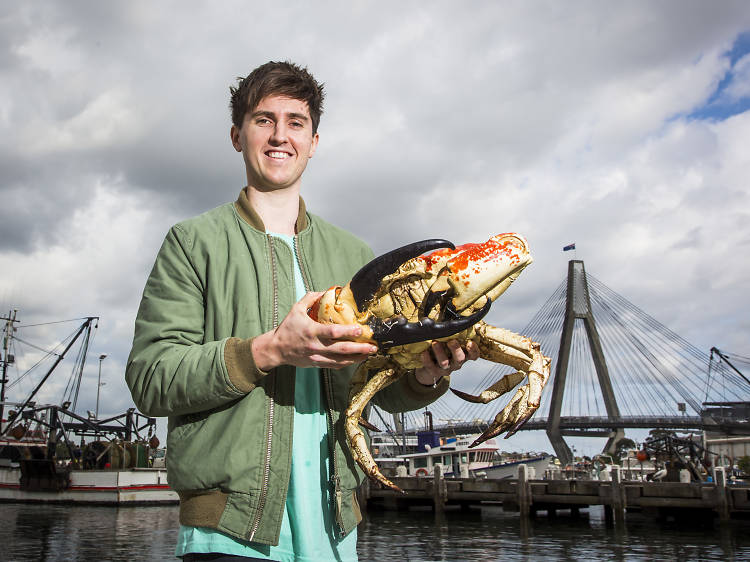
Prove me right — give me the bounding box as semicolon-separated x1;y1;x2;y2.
0;311;177;505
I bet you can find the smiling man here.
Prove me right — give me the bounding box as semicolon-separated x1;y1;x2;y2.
232;95;318;196
126;61;478;561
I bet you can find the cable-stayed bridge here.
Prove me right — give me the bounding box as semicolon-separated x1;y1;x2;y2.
374;260;750;465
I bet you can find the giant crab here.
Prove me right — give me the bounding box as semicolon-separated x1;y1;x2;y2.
309;233;551;492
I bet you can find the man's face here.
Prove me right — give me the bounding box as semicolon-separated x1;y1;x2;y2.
231;95;319;193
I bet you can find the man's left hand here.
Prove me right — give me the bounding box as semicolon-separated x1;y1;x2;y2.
414;340;479;386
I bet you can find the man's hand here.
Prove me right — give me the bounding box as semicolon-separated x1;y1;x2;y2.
414;340;480;386
252;291;378;371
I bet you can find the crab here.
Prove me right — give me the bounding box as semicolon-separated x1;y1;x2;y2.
309;233;551;492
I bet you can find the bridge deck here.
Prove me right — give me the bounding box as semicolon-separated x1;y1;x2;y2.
393;416;749;439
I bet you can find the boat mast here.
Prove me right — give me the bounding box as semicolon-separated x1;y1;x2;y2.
1;309;19;434
0;316;98;437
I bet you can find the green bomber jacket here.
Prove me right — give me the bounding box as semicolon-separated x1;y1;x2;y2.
125;188;449;545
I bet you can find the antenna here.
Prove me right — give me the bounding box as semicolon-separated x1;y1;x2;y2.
1;309;20;433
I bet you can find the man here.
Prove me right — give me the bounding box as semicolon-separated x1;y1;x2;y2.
126;61;478;561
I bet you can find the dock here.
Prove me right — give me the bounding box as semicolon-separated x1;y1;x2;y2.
361;465;750;522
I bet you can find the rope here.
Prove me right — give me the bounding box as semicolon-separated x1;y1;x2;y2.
17;317;91;328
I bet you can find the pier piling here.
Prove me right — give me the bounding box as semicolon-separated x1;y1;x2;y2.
432;464;446;513
611;466;626;525
517;464;532;517
713;467;730;521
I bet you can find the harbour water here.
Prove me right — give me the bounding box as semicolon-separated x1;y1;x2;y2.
1;503;749;561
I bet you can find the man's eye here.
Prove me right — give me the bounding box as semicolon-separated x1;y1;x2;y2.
290;121;303;128
256;118;272;125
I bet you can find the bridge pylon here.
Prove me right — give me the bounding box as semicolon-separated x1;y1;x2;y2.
546;260;625;465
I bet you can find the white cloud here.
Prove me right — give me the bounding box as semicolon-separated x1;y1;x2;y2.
21;89;145;154
723;52;750;102
14;26;83;77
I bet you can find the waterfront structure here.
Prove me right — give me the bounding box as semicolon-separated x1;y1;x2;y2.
362;464;749;522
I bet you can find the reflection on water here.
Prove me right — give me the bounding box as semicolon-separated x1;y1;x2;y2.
1;503;748;561
358;505;750;561
1;504;180;561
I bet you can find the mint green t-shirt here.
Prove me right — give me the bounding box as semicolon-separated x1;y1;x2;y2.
175;233;358;561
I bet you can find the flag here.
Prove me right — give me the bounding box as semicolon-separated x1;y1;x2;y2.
563;243;576;251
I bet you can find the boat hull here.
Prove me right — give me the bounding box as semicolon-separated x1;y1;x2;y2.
0;467;178;505
475;455;552;480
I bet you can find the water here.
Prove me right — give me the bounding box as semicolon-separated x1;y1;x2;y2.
1;503;749;561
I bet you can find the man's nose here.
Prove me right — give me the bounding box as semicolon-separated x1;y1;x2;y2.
270;123;288;144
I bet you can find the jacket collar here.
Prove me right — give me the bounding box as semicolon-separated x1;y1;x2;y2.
234;188;309;234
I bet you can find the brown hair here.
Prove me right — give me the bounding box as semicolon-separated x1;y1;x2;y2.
229;61;325;134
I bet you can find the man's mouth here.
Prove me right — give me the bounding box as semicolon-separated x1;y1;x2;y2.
266;151;291;160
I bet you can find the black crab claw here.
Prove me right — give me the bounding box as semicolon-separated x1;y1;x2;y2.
349;239;455;311
370;298;492;349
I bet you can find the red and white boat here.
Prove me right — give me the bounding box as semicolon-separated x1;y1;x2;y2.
0;463;177;504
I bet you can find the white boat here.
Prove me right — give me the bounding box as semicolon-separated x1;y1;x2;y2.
477;454;554;480
397;434;552;479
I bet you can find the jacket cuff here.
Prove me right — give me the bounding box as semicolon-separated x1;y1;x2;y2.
224;337;270;393
405;370;450;399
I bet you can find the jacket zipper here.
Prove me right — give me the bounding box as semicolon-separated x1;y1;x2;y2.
248;234;279;542
323;368;346;535
294;235;347;536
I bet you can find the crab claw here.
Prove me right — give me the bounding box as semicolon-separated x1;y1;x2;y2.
349;239;455;311
468;361;549;447
370;298;492;349
468;385;536;447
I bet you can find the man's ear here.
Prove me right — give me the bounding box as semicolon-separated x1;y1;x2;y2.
308;132;319;158
230;125;242;152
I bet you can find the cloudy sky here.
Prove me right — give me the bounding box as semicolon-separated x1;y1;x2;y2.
2;1;749;453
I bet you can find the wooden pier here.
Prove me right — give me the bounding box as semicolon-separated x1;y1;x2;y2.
361;465;750;522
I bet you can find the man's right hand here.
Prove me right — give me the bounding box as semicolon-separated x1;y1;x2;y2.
251;291;378;371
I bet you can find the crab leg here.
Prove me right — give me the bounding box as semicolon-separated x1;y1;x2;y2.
450;322;550;447
345;364;406;493
450;371;527;404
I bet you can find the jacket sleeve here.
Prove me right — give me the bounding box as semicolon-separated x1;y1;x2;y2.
371;371;451;413
125;225;266;417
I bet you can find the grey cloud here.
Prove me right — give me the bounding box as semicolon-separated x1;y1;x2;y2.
2;1;750;444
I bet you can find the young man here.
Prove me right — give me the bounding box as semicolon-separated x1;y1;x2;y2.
126;61;478;561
